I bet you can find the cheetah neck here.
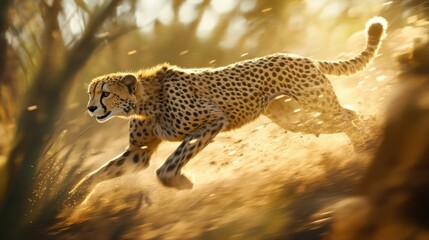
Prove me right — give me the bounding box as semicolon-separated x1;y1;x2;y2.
134;64;170;118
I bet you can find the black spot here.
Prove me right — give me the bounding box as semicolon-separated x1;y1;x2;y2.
174;150;181;157
117;158;125;166
167;164;176;171
133;154;139;163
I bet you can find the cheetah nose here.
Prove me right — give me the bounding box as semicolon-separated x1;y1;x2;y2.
87;106;98;112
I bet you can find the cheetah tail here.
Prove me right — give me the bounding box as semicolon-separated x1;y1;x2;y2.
316;17;387;76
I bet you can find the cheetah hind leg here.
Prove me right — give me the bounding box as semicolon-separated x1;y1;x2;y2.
342;110;378;152
332;108;376;152
266;100;371;151
156;117;228;189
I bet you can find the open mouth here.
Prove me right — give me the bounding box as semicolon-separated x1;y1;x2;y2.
96;111;111;120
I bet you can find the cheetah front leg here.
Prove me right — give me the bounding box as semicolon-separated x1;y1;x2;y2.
68;119;160;205
156;117;228;189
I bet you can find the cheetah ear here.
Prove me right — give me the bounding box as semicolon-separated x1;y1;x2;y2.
120;74;137;94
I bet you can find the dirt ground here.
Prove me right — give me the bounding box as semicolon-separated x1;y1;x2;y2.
57;121;359;239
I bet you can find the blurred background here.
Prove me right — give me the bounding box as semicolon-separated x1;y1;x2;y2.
0;0;428;239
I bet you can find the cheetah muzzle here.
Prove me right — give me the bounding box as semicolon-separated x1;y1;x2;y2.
96;111;112;121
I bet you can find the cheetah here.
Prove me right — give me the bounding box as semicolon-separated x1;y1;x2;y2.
69;17;387;202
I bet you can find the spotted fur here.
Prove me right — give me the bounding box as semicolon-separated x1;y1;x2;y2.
70;17;387;200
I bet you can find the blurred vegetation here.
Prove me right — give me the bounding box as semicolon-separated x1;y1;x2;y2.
0;0;429;239
329;38;429;240
0;0;137;238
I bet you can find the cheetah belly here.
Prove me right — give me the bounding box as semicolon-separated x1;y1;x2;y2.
209;94;270;130
153;122;186;141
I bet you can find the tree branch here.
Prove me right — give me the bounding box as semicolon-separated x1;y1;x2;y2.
0;1;124;239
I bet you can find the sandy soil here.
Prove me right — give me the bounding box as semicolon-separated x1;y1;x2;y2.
58;120;360;238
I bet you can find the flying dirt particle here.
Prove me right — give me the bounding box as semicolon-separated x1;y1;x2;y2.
96;32;110;38
240;53;249;57
273;95;286;100
179;50;189;56
312;112;322;117
209;59;216;64
253;125;265;131
376;75;387;82
127;50;137;55
293;108;301;113
27;105;38;111
308;216;332;230
261;7;272;13
383;1;393;6
284;98;293;102
227;150;237;156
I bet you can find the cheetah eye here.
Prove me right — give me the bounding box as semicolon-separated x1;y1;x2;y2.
102;91;110;98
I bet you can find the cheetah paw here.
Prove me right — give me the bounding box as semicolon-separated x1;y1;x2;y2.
156;171;193;190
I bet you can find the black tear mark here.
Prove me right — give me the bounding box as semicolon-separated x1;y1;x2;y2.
116;158;125;166
100;83;107;112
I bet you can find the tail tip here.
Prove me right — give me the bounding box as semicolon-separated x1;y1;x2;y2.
366;16;388;40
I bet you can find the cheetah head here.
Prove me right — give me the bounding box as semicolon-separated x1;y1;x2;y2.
87;74;138;123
